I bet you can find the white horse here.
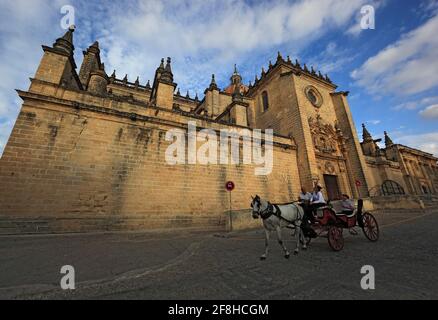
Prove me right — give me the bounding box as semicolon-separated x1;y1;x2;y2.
251;195;307;260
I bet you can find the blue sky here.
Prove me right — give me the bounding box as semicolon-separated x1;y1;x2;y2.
1;0;438;156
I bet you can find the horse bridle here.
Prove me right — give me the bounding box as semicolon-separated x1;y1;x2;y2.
252;198;275;220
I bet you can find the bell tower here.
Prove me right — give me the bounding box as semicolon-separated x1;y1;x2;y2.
32;26;82;91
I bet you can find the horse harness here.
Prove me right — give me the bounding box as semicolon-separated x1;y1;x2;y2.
259;202;302;224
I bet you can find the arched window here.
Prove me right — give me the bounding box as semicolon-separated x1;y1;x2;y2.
381;180;405;196
262;91;269;112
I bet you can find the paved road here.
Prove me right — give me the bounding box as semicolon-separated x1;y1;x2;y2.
0;209;437;300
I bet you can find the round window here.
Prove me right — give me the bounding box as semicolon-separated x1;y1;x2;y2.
305;86;323;107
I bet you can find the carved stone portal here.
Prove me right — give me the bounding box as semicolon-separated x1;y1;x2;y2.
308;115;339;155
325;161;336;174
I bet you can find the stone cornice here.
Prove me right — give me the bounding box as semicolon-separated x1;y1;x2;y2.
395;144;438;161
330;91;350;97
247;61;337;97
315;152;345;161
365;156;401;169
16;89;296;150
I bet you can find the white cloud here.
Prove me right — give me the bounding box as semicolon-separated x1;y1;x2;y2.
0;0;370;155
97;0;369;89
308;41;358;74
397;132;438;156
366;119;381;125
416;0;438;19
0;0;62;157
419;104;438;119
351;13;438;96
346;21;363;37
393;96;438;111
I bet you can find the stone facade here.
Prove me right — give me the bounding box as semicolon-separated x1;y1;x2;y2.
361;127;438;197
0;28;437;233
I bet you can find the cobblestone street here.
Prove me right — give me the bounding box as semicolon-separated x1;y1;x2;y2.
1;209;437;300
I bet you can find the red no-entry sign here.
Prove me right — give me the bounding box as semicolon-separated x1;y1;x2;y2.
226;181;235;192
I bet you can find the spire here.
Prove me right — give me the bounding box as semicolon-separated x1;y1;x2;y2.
295;59;301;68
160;57;174;83
303;64;309;72
165;57;172;73
82;40;100;57
78;39;104;88
110;70;116;82
230;64;242;85
88;41;100;54
311;66;316;75
123;74;128;85
186;90;190;99
276;51;284;63
209;74;218;91
269;60;273;69
146;80;151;89
195;92;199;101
135;76;140;88
362;124;373;142
177;87;181;96
287;56;291;64
159;58;165;71
53;25;76;55
384;131;394;147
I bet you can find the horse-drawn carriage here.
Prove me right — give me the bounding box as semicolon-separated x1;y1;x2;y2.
250;196;379;259
301;199;379;251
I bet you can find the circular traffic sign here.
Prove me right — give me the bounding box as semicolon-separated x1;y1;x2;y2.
225;181;235;192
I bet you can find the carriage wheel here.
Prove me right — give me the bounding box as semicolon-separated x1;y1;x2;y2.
328;226;344;251
362;213;379;242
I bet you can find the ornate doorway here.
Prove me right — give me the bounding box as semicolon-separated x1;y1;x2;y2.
324;174;341;200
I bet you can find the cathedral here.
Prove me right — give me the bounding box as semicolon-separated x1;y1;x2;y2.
0;27;437;233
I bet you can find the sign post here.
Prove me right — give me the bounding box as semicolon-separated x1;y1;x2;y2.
225;181;235;232
355;179;362;199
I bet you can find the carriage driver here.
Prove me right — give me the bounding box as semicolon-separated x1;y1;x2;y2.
309;185;326;217
298;187;312;204
298;186;316;228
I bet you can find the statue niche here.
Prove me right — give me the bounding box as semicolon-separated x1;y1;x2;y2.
308;115;339;155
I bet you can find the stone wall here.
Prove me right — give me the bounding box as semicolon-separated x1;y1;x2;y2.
0;83;301;233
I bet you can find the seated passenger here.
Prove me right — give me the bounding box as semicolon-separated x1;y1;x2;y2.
341;194;355;215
